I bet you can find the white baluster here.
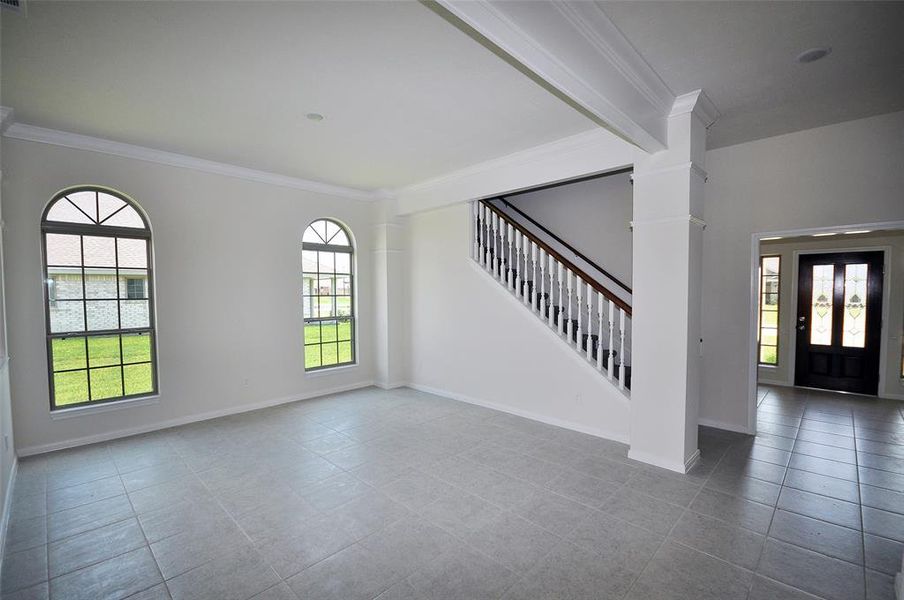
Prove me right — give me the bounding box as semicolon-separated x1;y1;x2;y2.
481;204;490;270
489;212;496;278
566;270;574;342
471;202;478;260
503;223;512;289
531;242;539;312
618;309;627;390
496;215;505;281
514;231;522;298
575;277;583;351
585;282;593;361
547;254;555;327
607;300;616;380
556;262;564;335
597;292;605;370
539;248;546;317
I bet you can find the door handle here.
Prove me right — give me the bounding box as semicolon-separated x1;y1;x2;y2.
798;325;806;331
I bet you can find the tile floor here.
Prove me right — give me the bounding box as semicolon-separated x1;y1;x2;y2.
1;384;902;599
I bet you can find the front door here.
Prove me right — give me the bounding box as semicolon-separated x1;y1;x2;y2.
795;251;884;394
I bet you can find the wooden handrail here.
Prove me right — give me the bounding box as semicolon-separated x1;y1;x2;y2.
480;200;632;316
496;198;633;295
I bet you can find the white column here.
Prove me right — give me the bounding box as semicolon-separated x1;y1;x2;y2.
372;199;409;389
628;90;717;474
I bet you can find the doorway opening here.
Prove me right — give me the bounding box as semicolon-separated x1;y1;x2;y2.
748;224;904;433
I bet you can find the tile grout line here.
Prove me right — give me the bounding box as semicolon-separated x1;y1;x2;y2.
852;411;868;600
619;436;737;600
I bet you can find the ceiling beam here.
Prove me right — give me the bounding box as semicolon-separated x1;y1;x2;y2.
434;0;675;153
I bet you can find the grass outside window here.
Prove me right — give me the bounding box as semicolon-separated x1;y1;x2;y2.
51;333;155;406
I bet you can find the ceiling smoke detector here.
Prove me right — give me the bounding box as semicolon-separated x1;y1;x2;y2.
796;47;832;64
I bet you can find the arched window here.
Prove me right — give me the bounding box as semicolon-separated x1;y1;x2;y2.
302;219;355;370
41;187;157;409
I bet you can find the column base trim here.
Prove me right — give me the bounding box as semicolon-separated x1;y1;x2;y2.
628;447;700;474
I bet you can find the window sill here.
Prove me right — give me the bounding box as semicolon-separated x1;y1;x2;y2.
50;395;160;420
758;364;779;369
305;363;358;378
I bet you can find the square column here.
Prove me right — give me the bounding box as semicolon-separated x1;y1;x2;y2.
628;91;717;473
372;199;409;389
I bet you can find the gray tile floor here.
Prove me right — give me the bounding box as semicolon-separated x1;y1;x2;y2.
1;385;902;599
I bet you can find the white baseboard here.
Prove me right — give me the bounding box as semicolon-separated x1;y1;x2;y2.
627;447;698;474
17;381;375;457
757;378;792;387
407;382;629;445
374;381;407;390
0;456;19;566
698;417;754;435
881;391;904;401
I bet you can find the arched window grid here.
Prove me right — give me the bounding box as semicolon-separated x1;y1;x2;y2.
41;187;158;410
302;219;356;371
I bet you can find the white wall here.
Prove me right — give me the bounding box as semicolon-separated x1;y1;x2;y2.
0;111;16;558
756;232;904;399
702;110;904;432
406;202;630;442
2;138;378;454
506;172;633;287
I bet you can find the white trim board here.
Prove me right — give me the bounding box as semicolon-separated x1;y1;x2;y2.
0;457;18;567
435;0;672;152
394;128;634;215
3;123;387;202
16;381;375;456
407;382;629;445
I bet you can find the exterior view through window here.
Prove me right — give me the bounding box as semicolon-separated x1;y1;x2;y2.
758;255;780;365
302;219;355;370
42;188;157;409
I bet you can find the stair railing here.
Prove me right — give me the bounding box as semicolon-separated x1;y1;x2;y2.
472;200;632;390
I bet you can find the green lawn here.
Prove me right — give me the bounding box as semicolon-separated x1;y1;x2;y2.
304;320;353;369
51;334;154;406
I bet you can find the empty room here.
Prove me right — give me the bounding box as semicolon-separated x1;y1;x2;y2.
1;1;903;599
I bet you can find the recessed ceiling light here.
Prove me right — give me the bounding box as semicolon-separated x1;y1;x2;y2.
796;47;832;64
812;232;838;237
760;236;783;241
843;230;871;235
305;113;324;121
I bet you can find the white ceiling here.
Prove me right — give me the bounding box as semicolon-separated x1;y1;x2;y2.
0;1;594;190
600;1;904;149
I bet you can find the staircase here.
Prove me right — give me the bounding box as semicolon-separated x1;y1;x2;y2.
471;200;632;392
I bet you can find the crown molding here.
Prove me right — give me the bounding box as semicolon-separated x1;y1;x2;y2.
2;122;388;202
552;2;673;114
669;90;720;129
436;0;673;153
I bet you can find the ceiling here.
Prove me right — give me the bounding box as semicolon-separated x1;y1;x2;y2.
601;1;904;149
3;2;903;191
0;1;594;191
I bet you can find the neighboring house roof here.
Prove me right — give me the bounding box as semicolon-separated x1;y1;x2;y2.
46;234;148;270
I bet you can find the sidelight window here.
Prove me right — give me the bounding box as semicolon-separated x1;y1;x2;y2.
758;256;780;365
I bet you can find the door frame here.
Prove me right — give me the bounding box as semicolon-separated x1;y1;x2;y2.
746;220;904;436
789;247;889;395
